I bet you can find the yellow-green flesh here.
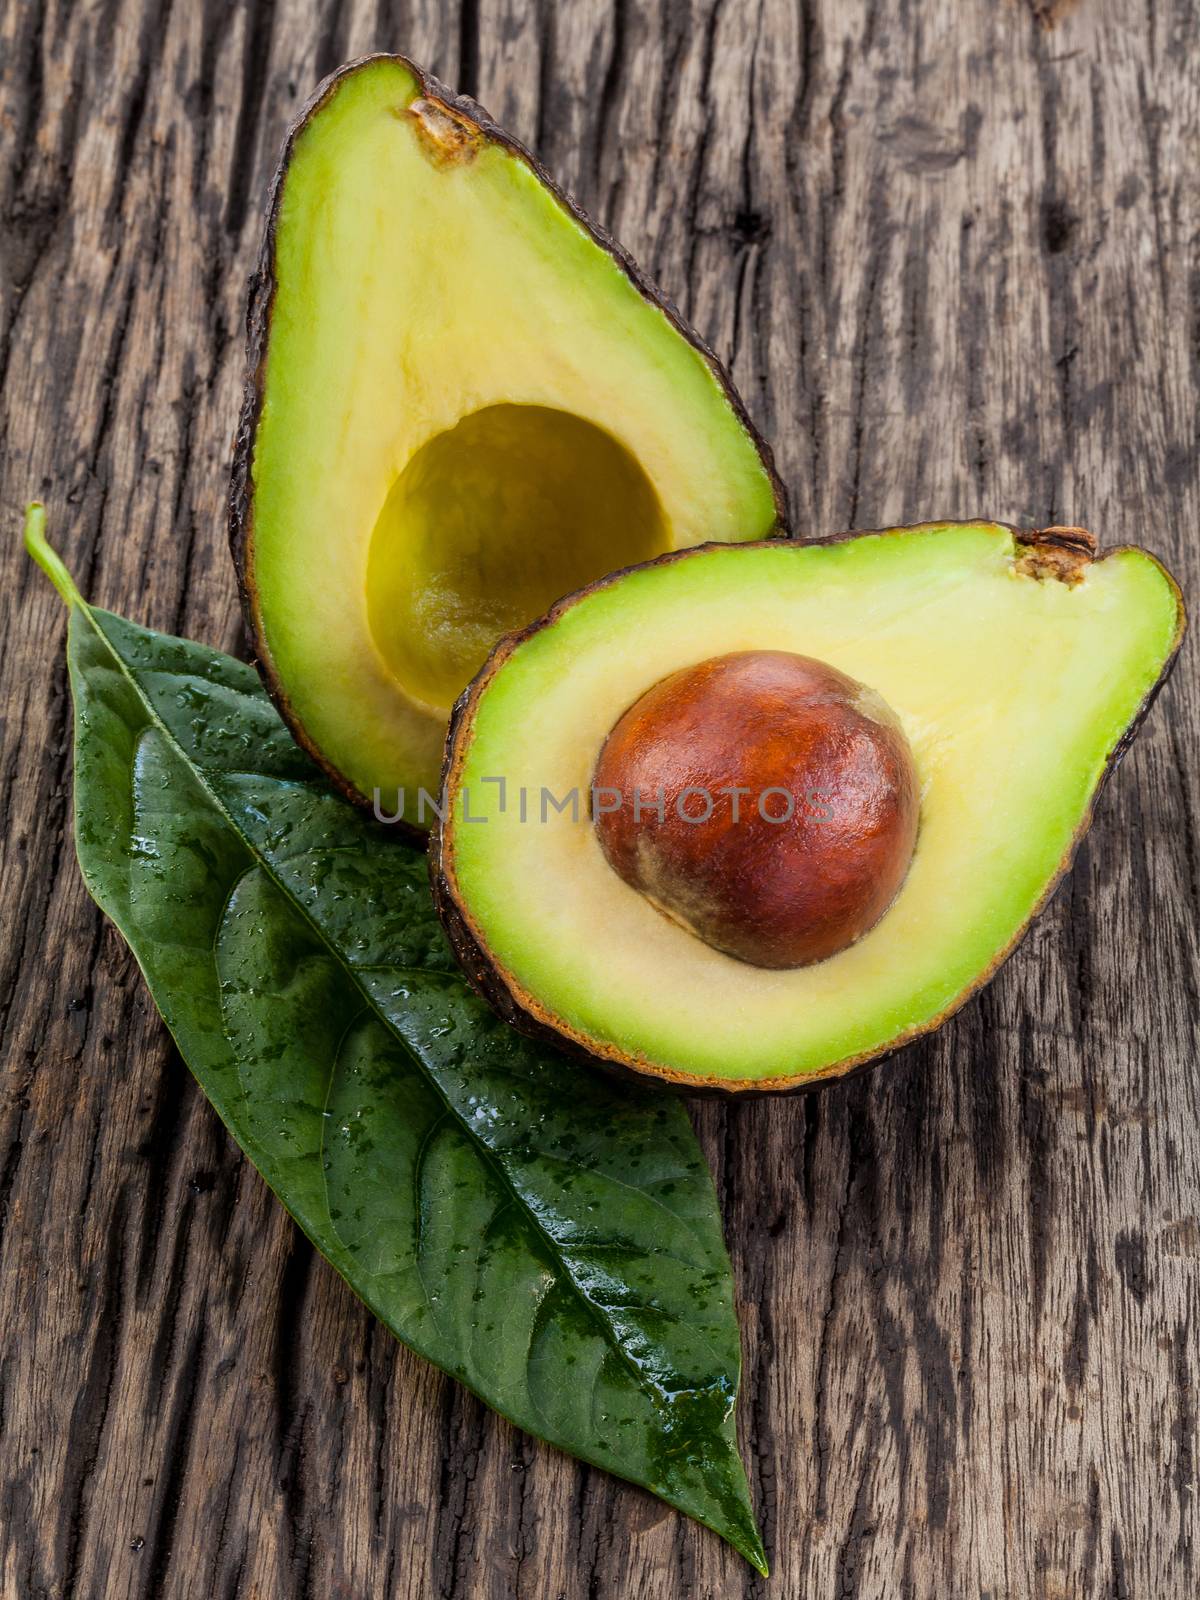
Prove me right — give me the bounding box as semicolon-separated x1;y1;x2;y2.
447;524;1182;1086
250;58;778;808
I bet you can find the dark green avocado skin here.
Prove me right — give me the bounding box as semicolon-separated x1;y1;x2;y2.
428;521;1186;1097
227;52;790;842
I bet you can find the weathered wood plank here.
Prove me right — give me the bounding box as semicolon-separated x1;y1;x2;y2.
1;0;1196;1595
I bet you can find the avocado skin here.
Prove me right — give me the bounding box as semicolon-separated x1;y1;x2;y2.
228;54;789;838
429;520;1186;1096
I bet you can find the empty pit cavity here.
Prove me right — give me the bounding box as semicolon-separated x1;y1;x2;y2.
366;404;669;711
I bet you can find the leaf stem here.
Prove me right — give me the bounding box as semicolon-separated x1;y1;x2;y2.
24;502;85;609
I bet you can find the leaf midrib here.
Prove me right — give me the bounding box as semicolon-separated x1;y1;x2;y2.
84;604;720;1428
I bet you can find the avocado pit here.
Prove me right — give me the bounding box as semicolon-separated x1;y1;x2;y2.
592;650;920;969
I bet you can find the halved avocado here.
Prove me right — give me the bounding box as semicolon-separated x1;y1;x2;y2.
230;54;785;829
431;522;1185;1093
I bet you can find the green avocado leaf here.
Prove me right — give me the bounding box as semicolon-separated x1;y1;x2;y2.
25;506;765;1574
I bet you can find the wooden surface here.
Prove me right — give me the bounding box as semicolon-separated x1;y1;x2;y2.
2;0;1198;1594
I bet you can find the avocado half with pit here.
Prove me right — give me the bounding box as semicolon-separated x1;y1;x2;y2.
230;54;784;827
432;521;1184;1093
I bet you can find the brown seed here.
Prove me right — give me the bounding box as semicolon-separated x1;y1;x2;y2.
592;651;920;969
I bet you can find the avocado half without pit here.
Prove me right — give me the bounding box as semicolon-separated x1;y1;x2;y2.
431;521;1185;1093
230;53;784;829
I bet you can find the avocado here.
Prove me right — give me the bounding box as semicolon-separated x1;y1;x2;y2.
230;54;785;829
431;522;1185;1093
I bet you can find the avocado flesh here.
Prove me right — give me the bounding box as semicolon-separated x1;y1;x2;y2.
237;56;782;817
435;523;1184;1090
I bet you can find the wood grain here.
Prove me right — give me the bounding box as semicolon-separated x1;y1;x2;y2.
1;0;1197;1595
